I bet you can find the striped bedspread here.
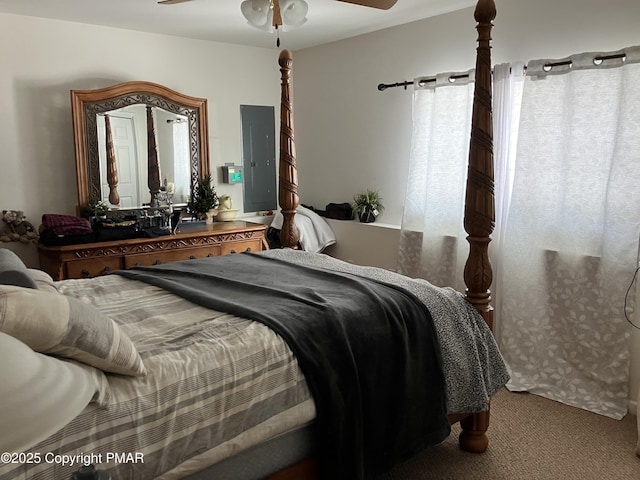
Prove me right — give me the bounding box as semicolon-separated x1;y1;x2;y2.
0;250;508;480
1;274;315;480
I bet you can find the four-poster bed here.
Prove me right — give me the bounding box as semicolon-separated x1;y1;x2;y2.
0;1;505;479
273;0;499;465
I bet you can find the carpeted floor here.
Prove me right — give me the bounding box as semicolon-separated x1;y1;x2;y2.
379;389;640;480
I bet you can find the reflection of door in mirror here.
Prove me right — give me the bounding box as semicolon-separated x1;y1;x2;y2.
98;111;140;208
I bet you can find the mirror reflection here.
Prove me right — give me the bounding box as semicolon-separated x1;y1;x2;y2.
97;106;191;208
72;81;210;213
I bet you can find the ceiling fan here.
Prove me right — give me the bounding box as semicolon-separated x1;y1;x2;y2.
157;0;398;10
158;0;398;46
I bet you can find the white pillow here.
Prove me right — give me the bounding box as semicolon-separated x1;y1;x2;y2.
0;285;146;376
0;331;107;452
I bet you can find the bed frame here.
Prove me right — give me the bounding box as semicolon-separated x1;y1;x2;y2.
269;0;497;477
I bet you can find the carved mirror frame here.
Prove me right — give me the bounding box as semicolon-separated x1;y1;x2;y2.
71;80;210;211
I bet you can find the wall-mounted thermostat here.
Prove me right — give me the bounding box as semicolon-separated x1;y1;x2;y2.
222;163;243;184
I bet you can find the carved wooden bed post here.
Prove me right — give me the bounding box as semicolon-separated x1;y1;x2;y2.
278;49;300;248
104;114;120;206
460;0;497;453
146;106;162;207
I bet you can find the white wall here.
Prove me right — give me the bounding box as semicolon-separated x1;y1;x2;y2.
323;219;400;272
292;0;640;410
0;12;281;268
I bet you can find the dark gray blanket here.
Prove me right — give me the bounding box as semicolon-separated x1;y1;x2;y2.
116;253;450;479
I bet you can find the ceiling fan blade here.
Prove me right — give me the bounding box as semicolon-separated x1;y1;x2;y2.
336;0;398;10
158;0;194;5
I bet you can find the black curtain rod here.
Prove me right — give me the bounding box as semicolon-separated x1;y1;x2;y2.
377;80;414;91
542;52;626;70
378;73;470;92
380;52;627;92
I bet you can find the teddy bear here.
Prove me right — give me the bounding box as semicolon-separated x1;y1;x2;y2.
1;210;39;244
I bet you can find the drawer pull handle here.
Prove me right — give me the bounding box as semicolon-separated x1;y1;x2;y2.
154;260;162;265
103;266;111;273
230;249;236;254
189;255;196;260
207;253;214;257
245;247;252;252
81;269;91;278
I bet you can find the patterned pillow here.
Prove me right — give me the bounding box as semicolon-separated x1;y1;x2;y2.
0;285;146;377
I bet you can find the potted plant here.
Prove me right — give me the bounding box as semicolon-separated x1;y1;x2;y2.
186;174;219;221
353;189;384;223
84;199;110;220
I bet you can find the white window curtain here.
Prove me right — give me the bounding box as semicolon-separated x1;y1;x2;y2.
397;65;524;294
397;71;475;292
498;46;640;419
399;48;640;420
491;62;525;340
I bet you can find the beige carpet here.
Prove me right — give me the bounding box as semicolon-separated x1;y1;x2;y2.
379;389;640;480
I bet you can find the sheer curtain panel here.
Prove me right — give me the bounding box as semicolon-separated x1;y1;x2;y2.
491;62;525;340
397;71;474;292
498;47;640;419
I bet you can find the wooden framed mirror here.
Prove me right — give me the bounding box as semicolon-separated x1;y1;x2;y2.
71;81;210;212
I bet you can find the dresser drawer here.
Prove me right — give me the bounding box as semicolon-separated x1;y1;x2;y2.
124;246;221;268
220;239;262;256
66;258;124;279
38;222;267;279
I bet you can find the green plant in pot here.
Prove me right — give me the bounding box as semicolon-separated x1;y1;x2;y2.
187;174;219;221
82;199;110;221
353;189;384;223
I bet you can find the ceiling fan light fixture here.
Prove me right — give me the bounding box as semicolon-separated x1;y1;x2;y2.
281;0;308;27
241;0;308;32
240;0;271;29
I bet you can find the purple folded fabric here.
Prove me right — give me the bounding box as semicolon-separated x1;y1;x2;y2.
42;214;93;236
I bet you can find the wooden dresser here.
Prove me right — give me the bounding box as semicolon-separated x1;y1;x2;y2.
38;221;268;280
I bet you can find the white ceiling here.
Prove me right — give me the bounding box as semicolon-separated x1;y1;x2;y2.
0;0;476;50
